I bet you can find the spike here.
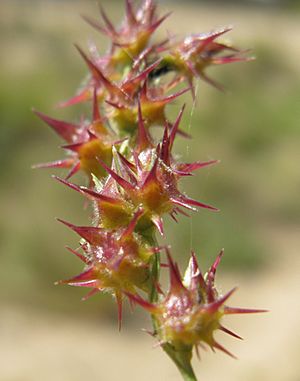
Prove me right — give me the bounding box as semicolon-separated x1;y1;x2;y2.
209;249;224;280
116;151;136;172
195;344;201;361
56;218;104;245
169;104;186;150
62;142;84;153
92;87;101;122
142;157;158;188
170;211;178;223
171;196;219;212
124;292;157;313
122;60;161;94
82;288;101;301
125;0;137;26
160;122;170;164
219;325;243;340
33;109;78;143
57;89;91;108
151;215;164;236
105;100;123;109
166;248;185;291
149;12;172;34
185;251;206;291
115;291;123;331
137;98;152;152
140;80;148;101
178;159;219;173
175;207;190;217
98;158;135;192
75;45;129;101
53;175;85;194
65;246;89;264
205;287;237;313
57;267;98;286
116;152;137;185
197;27;233;47
155;87;191;105
65;161;81;180
81;14;113;37
213;340;237;359
121;208;144;240
171;168;192;177
99;4;117;35
224;307;268;315
200;72;226;92
212;54;253;65
54;175;121;205
32;158;74;170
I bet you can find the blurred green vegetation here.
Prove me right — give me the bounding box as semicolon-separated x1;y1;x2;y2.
0;1;299;318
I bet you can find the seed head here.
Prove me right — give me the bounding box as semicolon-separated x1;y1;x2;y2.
128;249;266;356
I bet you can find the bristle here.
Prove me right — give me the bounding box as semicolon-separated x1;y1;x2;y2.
92;87;101;122
219;325;243;340
224;307;268;315
142;158;158;188
65;161;81;180
169;104;186;150
53;175;84;194
33;109;78;143
121;208;144;240
32;158;74;170
137;99;152;152
205;287;237;313
81;288;101;301
209;248;225;280
173;195;219;212
116;291;123;331
151;215;164;236
124;292;157;313
155;87;190;105
178;159;219;173
149;12;172;33
58;267;98;285
125;0;137;26
62;142;84;153
75;45;128;101
117;151;136;172
56;218;104;245
57;89;90;108
98;158;135;192
81;14;112;37
171;196;219;212
99;4;117;35
200;72;226;92
122;60;161;95
65;246;88;264
213;340;237;359
160;122;170;164
166;248;185;291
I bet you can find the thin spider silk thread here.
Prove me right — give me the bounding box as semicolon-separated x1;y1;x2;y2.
187;80;199;251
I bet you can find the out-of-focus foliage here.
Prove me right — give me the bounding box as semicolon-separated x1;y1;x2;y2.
186;0;300;9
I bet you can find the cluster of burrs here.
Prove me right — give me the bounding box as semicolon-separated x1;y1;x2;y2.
35;1;264;380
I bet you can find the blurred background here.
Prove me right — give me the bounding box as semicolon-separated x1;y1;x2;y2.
1;0;299;380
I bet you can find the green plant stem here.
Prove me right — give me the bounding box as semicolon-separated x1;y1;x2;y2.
148;237;198;381
162;343;198;381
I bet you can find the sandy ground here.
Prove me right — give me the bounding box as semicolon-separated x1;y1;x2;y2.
1;225;299;381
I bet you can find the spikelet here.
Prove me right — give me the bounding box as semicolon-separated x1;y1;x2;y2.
127;249;266;357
